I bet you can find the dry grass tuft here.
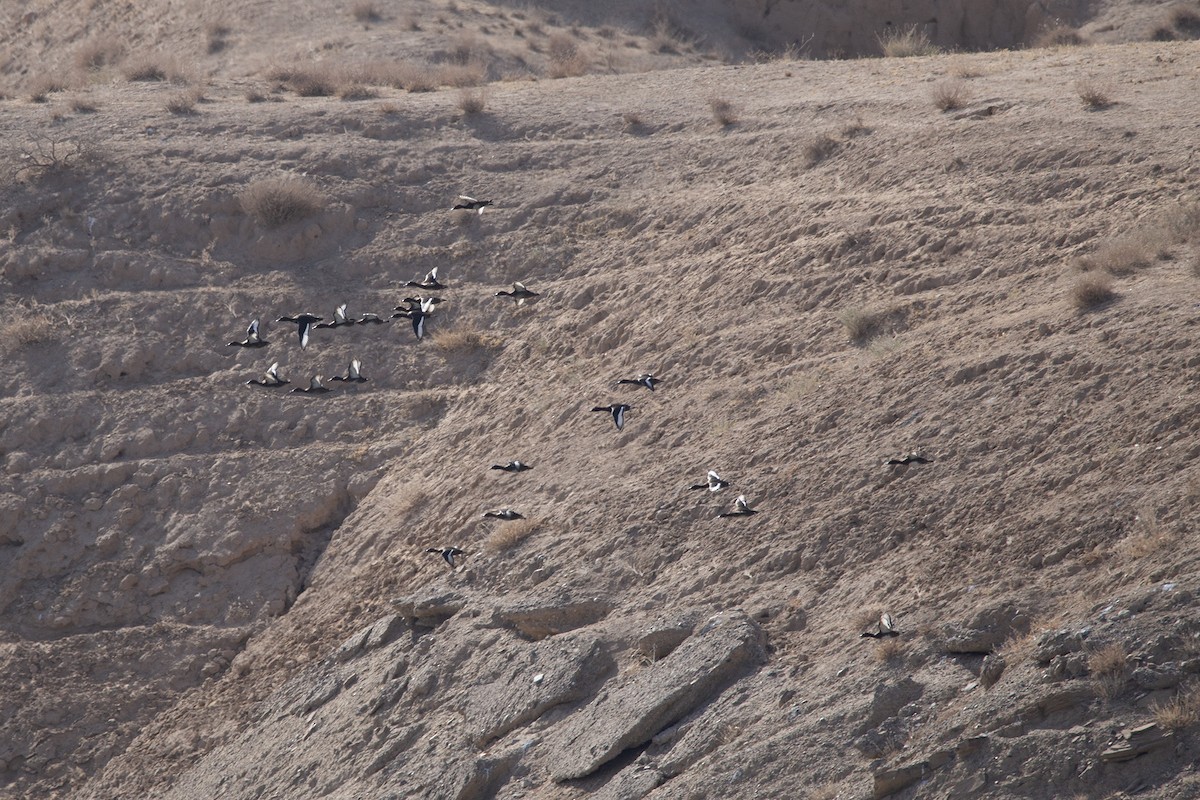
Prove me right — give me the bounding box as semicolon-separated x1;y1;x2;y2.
1152;685;1200;731
432;326;502;355
878;25;941;57
124;56;187;83
29;77;68;103
164;90;201;115
875;638;906;665
931;80;969;112
75;36;125;71
1075;80;1112;110
1076;234;1158;276
709;96;738;126
338;84;378;101
803;133;840;167
1088;643;1128;678
484;517;541;554
68;96;98;113
838;306;891;342
457;87;487;115
1070;272;1115;310
1033;23;1088;48
0;314;58;355
239;177;326;228
546;33;589;78
621;111;644;132
352;2;382;24
205;21;231;54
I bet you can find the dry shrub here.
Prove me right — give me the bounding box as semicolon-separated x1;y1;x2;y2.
239;177;326;228
838;307;888;342
1153;685;1200;731
621;111;644;132
996;628;1038;665
124;55;188;83
339;84;377;101
931;80;969;111
709;96;737;126
245;89;267;103
0;315;57;354
484;518;540;554
1077;235;1156;276
457;87;486;115
164;90;200;115
878;25;940;57
1159;4;1200;39
75;36;125;71
352;2;381;23
1089;643;1128;700
1118;508;1175;557
853;607;884;632
1033;24;1087;48
365;60;481;92
205;21;231;54
804;133;840;167
1088;643;1128;678
546;33;589;78
432;326;501;355
451;32;492;65
1071;272;1115;309
28;77;68;103
876;638;906;665
69;96;98;113
1075;80;1112;110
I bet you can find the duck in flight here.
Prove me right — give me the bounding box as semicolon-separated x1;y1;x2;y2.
452;195;492;214
315;304;355;329
277;313;323;349
329;359;367;383
591;403;631;431
246;362;289;387
356;312;386;325
495;282;540;305
718;494;758;517
228;318;269;348
290;375;331;394
406;267;445;291
618;373;661;391
491;460;532;472
689;470;730;492
427;546;466;569
483;508;524;520
861;613;900;639
887;454;932;466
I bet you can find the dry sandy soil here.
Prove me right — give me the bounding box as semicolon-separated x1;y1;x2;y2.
3;1;1200;799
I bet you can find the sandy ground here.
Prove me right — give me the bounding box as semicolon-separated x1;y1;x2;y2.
2;1;1200;799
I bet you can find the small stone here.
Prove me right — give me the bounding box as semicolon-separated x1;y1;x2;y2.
533;673;544;684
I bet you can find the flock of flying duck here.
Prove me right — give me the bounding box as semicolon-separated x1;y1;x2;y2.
228;196;920;636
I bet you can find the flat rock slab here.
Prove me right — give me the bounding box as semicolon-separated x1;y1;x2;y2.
467;633;608;745
391;590;467;627
494;593;613;640
546;611;765;782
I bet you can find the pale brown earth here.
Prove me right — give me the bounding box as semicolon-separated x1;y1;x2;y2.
3;1;1200;799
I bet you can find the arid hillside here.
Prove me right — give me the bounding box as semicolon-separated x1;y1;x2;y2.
3;2;1200;799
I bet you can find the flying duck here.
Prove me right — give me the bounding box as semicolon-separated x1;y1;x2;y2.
405;309;428;341
483;508;524;520
315;304;355;329
495;282;540;305
329;358;367;383
718;494;758;517
277;313;323;349
591;403;631;431
290;375;331;394
228;318;269;348
452;195;492;214
689;470;730;492
618;373;661;391
401;296;443;310
246;361;289;387
405;268;445;291
356;312;386;325
861;613;900;639
427;546;466;569
491;460;532;472
887;454;932;466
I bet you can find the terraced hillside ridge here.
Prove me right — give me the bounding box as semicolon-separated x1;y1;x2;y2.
3;2;1200;799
